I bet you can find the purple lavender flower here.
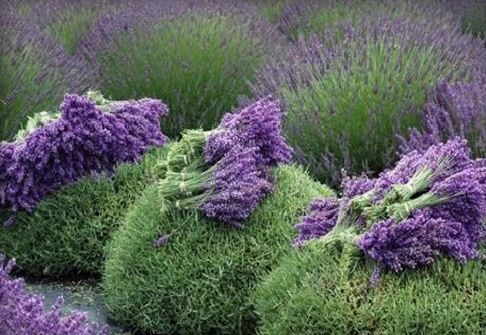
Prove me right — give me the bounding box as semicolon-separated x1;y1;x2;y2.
0;254;108;335
295;138;485;275
359;210;479;272
161;96;291;227
153;234;171;248
399;77;486;158
202;145;273;229
0;93;168;216
293;197;339;247
205;96;293;169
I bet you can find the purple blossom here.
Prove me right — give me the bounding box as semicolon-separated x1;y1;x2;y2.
163;96;291;228
0;254;108;335
202;145;273;229
295;138;485;274
153;234;171;248
205;96;293;169
399;77;486;157
199;97;292;226
293;197;339;247
0;93;168;216
429;167;486;245
359;210;479;272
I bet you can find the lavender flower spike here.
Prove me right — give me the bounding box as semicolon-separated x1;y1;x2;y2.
0;254;108;335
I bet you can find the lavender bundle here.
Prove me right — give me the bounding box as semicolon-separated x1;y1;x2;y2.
294;138;485;278
0;254;108;335
156;96;292;228
0;92;168;220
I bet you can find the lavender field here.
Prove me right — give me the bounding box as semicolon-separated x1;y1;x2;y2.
0;0;485;334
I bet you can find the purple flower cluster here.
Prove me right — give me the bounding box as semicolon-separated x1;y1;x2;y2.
0;94;168;217
0;254;108;335
399;77;486;158
293;198;339;247
294;138;486;274
201;97;292;227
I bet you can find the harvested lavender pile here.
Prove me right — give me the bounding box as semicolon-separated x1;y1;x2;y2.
294;137;485;279
0;92;168;221
0;254;108;335
155;96;292;228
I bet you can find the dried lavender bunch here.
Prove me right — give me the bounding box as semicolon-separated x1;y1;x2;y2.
253;3;486;185
0;93;168;218
293;138;485;276
157;96;292;227
0;254;108;335
399;76;486;158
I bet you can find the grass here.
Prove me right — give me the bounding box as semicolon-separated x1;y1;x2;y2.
102;165;334;335
255;240;486;335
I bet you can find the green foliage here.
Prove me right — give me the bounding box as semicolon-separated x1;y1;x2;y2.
0;146;169;278
283;39;462;183
99;13;267;138
13;110;60;141
47;6;100;55
461;4;486;40
0;45;65;141
255;240;486;335
256;0;290;23
102;165;334;335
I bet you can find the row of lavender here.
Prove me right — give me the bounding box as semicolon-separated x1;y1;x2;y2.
2;0;485;185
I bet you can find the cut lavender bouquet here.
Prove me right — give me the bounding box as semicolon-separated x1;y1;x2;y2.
294;137;485;277
254;137;485;335
155;96;292;228
0;92;168;222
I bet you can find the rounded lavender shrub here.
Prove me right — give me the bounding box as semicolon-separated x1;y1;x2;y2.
399;76;486;158
254;241;486;335
102;165;334;335
0;254;108;335
89;1;283;138
0;93;168;215
254;3;486;185
0;144;169;278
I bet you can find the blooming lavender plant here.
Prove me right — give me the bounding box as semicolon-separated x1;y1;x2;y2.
0;254;108;335
0;93;168;218
399;77;486;158
0;5;92;140
83;0;284;138
253;2;486;185
293;138;486;277
156;96;292;228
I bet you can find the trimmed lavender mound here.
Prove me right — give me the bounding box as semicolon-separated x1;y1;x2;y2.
254;137;485;335
0;93;168;218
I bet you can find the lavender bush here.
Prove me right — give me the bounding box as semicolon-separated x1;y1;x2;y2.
0;93;168;219
86;0;284;138
0;5;91;141
0;254;108;335
399;76;486;158
254;3;486;185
